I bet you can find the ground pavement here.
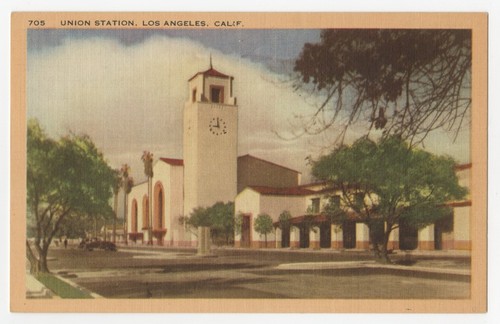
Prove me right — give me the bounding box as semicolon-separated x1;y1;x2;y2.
28;244;471;299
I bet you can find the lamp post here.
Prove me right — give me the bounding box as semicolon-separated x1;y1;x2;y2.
142;151;154;245
121;164;133;245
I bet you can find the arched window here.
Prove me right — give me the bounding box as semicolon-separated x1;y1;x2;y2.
142;195;149;229
154;182;165;230
131;199;138;233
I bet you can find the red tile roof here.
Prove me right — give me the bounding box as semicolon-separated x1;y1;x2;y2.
455;163;472;171
159;158;184;166
249;185;314;196
188;68;230;81
272;212;360;226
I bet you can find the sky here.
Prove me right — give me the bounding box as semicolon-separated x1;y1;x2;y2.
27;29;470;183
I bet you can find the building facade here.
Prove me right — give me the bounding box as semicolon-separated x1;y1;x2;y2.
125;65;471;252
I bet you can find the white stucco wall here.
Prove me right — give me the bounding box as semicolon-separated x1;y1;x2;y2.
234;188;261;242
454;206;470;241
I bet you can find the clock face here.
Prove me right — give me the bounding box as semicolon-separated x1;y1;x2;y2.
208;117;227;135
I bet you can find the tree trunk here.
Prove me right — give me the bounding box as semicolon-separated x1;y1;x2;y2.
377;230;393;264
26;240;40;275
39;241;51;272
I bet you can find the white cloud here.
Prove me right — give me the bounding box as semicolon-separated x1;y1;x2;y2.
27;34;469;183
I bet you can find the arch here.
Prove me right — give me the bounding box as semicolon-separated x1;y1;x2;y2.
154;181;165;230
153;181;166;245
319;222;331;248
142;195;149;230
399;219;418;250
299;224;310;248
342;220;356;249
281;226;290;248
131;199;138;234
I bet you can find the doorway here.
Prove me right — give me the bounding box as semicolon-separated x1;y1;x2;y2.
240;214;251;248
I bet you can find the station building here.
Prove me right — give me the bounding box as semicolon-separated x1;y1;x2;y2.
125;65;471;252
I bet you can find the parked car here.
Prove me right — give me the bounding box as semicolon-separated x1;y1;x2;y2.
79;240;117;252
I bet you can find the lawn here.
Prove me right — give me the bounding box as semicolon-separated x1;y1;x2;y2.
36;273;94;299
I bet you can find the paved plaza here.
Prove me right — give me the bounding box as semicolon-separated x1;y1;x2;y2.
40;245;471;299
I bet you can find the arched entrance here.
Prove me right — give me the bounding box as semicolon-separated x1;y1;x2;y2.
129;199;143;243
319;222;331;248
342;221;356;249
434;213;453;250
281;226;290;248
131;199;138;233
142;195;149;230
240;214;251;248
299;224;310;248
153;182;166;245
399;219;418;250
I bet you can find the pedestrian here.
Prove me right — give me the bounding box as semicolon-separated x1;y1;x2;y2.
64;238;68;249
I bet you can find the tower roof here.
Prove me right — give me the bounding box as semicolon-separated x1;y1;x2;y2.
188;67;230;81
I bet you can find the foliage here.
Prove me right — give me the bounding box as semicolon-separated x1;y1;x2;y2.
312;136;467;262
141;151;154;178
234;212;244;235
253;213;274;245
180;202;235;245
278;210;292;230
27;119;116;273
294;29;471;145
36;273;93;298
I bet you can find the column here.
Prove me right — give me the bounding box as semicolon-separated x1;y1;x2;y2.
309;226;320;249
275;227;282;248
290;226;300;248
453;207;471;250
418;224;435;250
356;223;370;250
388;227;399;251
331;224;343;249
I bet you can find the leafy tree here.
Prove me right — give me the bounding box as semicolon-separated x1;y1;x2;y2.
26;119;116;273
180;202;235;245
234;212;244;235
254;213;274;246
278;210;292;230
312;136;467;263
209;202;235;245
294;29;471;145
277;211;292;247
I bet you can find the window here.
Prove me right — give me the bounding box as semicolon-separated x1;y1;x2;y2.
354;193;365;207
210;86;224;103
192;88;197;102
330;195;341;207
311;198;320;214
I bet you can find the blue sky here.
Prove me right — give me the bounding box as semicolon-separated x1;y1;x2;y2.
28;29;321;71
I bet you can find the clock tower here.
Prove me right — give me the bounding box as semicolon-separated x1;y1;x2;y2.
183;64;238;217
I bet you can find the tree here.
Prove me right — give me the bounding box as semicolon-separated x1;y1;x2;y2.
209;202;236;245
293;29;471;145
278;210;292;230
254;213;274;247
120;164;134;244
278;211;292;247
179;201;235;245
312;136;467;263
27;119;116;273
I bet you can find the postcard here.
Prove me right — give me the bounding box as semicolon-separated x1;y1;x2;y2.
11;12;487;313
